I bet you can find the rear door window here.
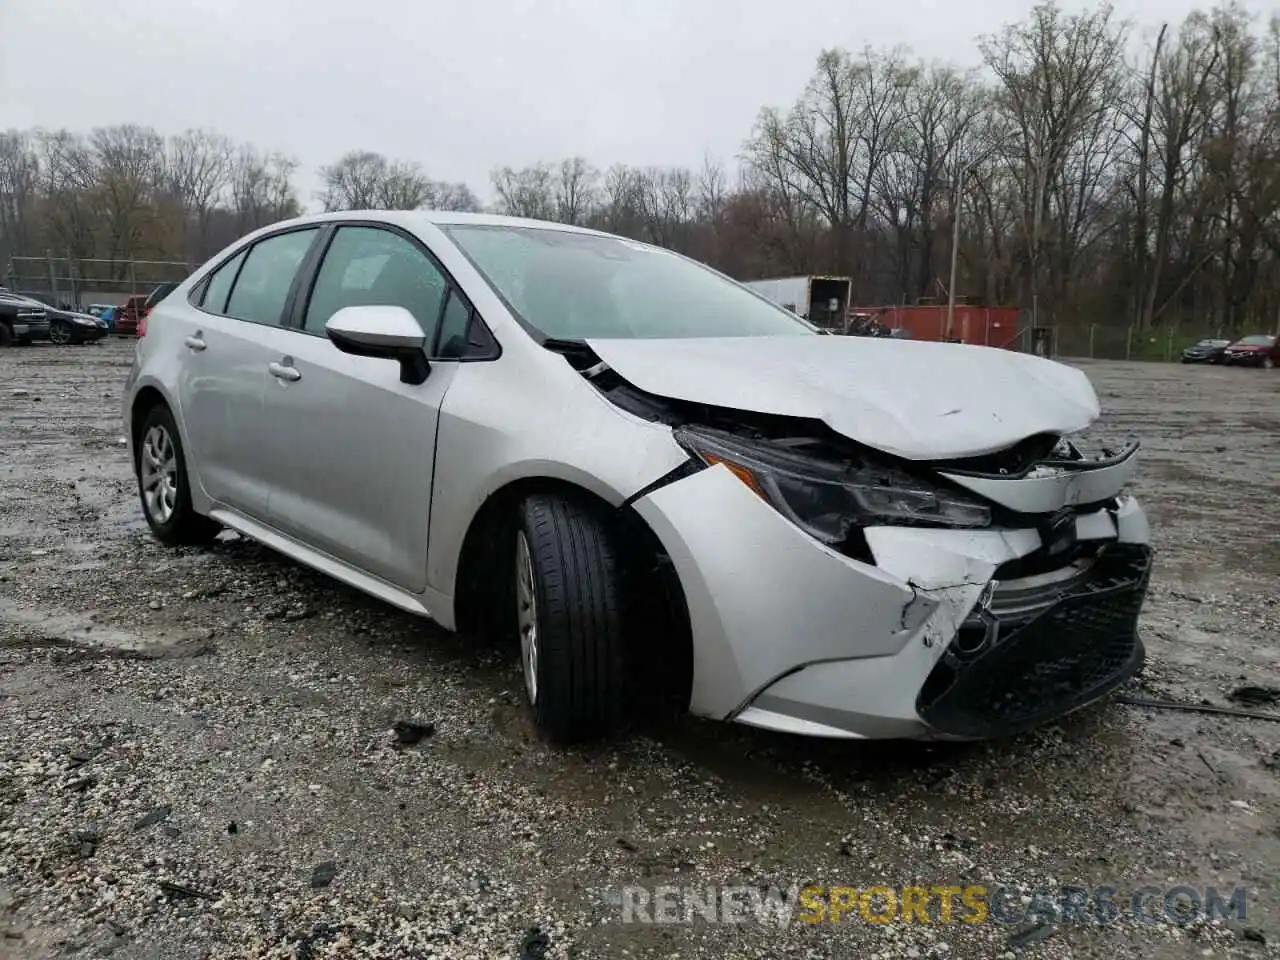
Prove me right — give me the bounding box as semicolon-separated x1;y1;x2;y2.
201;250;247;314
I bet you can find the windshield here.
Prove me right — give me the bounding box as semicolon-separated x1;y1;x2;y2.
444;224;816;340
1237;335;1275;346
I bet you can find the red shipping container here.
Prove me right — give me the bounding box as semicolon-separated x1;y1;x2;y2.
849;305;1022;350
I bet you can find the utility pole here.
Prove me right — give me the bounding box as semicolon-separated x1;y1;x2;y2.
1029;151;1046;338
945;167;973;341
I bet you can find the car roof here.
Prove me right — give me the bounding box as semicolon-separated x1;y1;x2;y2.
260;209;617;239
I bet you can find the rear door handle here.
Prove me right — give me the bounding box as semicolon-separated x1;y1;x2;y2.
184;334;206;352
268;360;301;382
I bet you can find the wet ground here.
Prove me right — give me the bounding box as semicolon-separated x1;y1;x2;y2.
1;339;1278;960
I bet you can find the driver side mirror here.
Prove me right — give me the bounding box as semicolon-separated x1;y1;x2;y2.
325;305;430;385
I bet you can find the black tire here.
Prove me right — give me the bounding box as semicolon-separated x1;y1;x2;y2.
134;403;221;547
0;323;11;348
48;320;72;345
515;493;627;741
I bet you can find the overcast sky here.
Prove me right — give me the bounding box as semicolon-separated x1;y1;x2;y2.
0;0;1264;206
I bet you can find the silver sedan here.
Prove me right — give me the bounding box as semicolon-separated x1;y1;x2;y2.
124;211;1153;742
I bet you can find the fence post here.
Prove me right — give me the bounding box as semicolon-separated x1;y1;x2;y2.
1166;325;1175;361
66;248;79;309
1051;325;1059;358
1126;325;1133;360
1088;324;1096;358
46;249;58;304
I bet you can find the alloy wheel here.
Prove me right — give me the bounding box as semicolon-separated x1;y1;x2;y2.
139;424;178;524
49;323;70;345
516;531;539;705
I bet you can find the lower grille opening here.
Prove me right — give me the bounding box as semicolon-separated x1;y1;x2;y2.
918;544;1152;738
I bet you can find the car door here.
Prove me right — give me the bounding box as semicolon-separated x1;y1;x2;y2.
176;227;322;517
255;223;459;593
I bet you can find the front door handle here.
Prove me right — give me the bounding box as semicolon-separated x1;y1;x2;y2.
184;334;206;352
268;360;301;382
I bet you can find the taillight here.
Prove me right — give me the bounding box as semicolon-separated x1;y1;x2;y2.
137;309;149;337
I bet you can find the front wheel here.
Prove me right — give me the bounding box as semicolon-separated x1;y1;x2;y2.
48;321;72;345
135;404;221;546
514;494;627;741
1264;357;1275;370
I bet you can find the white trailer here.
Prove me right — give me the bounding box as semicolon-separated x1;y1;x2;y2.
740;275;853;329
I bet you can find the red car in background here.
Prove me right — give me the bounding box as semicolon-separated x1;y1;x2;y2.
113;295;149;337
113;283;181;337
1222;334;1278;368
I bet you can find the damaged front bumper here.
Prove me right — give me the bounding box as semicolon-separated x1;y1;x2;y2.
632;453;1151;740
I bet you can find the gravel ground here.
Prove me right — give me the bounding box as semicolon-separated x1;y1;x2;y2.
2;339;1279;960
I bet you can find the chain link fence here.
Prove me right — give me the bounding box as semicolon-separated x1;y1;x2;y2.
4;255;191;311
1049;323;1238;362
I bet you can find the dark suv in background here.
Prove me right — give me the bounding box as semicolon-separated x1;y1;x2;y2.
0;290;52;346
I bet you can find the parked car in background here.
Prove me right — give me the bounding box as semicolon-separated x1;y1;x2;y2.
136;282;181;336
87;304;118;330
124;210;1152;744
114;295;150;336
1222;334;1278;368
44;303;109;344
0;291;51;346
1180;338;1231;364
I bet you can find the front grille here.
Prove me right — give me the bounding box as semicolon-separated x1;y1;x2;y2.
917;544;1151;738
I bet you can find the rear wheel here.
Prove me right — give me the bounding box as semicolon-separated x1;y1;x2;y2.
0;324;11;348
1264;357;1275;370
135;404;221;546
515;493;627;741
48;321;72;345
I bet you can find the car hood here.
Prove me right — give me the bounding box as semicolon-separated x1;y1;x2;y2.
584;336;1100;461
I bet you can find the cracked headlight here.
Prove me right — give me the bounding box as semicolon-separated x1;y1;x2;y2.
675;425;991;545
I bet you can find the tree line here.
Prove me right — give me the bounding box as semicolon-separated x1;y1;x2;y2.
2;0;1277;331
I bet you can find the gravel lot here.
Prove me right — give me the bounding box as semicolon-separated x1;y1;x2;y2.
2;339;1278;960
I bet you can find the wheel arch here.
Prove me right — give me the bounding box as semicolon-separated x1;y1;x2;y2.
452;474;694;715
127;381;210;510
129;384;170;453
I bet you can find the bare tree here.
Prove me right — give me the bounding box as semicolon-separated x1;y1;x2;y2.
491;164;556;220
165;129;233;256
231;146;300;234
37;130;100;263
553;157;598;224
746;46;910;275
317;151;437;211
981;0;1129;322
429;181;482;212
1136;16;1221;327
0;131;40;266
